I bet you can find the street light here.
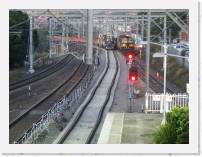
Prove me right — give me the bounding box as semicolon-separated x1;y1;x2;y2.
28;16;35;74
153;44;167;125
140;40;189;124
153;44;189;125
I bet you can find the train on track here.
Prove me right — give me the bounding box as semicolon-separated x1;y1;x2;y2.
100;33;140;51
99;33;117;50
117;34;134;50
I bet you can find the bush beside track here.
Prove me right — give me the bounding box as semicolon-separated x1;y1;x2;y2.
140;44;188;92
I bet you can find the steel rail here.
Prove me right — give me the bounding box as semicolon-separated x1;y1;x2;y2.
15;64;91;144
53;50;109;144
53;50;119;144
9;59;82;128
86;51;118;144
136;59;182;93
10;61;90;143
9;55;73;91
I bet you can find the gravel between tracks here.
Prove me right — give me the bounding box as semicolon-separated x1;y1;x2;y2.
9;56;78;122
9;56;86;143
31;49;106;144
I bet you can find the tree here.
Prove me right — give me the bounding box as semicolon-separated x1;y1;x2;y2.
138;11;188;43
9;10;29;70
33;29;39;52
37;29;49;54
153;107;189;144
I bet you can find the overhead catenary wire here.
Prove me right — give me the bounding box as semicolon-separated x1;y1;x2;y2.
9;9;50;30
10;10;188;48
150;12;188;42
9;19;29;30
47;9;87;29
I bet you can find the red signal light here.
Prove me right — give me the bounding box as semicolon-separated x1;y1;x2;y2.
129;68;138;82
131;76;136;81
128;54;132;59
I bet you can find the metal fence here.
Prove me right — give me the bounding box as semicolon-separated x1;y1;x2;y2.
145;93;189;113
14;69;94;144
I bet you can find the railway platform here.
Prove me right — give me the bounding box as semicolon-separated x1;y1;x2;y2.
98;112;162;144
91;51;157;144
8;9;190;146
111;51;154;113
53;51;117;144
28;49;107;144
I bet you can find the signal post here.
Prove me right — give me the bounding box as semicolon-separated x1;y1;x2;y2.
126;52;138;113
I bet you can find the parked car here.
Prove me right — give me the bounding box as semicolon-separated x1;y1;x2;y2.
181;48;189;57
172;43;189;54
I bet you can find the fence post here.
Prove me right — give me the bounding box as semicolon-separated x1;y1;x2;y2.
32;123;36;141
63;96;66;106
145;93;148;113
14;67;95;144
24;132;27;142
166;101;169;112
160;94;163;113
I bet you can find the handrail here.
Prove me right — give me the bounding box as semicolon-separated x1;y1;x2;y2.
15;68;94;144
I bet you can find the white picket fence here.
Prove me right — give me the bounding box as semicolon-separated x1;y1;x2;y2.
145;93;189;113
14;70;94;144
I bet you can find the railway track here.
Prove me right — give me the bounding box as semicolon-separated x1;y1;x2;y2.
136;58;182;93
9;56;80;123
9;55;73;91
53;50;118;144
9;60;90;143
10;42;86;92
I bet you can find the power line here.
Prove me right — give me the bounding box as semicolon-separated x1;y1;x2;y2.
9;9;50;30
150;12;188;42
9;19;29;30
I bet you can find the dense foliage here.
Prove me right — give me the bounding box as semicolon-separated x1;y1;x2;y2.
9;10;41;70
153;107;189;144
33;29;39;52
141;46;188;92
138;12;188;43
37;29;49;54
9;10;29;70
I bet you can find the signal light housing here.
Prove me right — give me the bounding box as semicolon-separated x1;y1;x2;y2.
129;68;138;82
125;51;138;64
131;76;136;81
128;54;133;59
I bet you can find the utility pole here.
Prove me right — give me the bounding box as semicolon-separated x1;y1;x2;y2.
168;29;171;44
82;16;85;37
28;16;35;74
61;19;65;54
141;14;144;40
125;17;127;32
98;19;101;47
65;17;69;51
86;9;93;64
49;17;52;58
146;10;151;92
77;20;81;38
52;19;55;55
136;18;139;36
162;15;167;125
